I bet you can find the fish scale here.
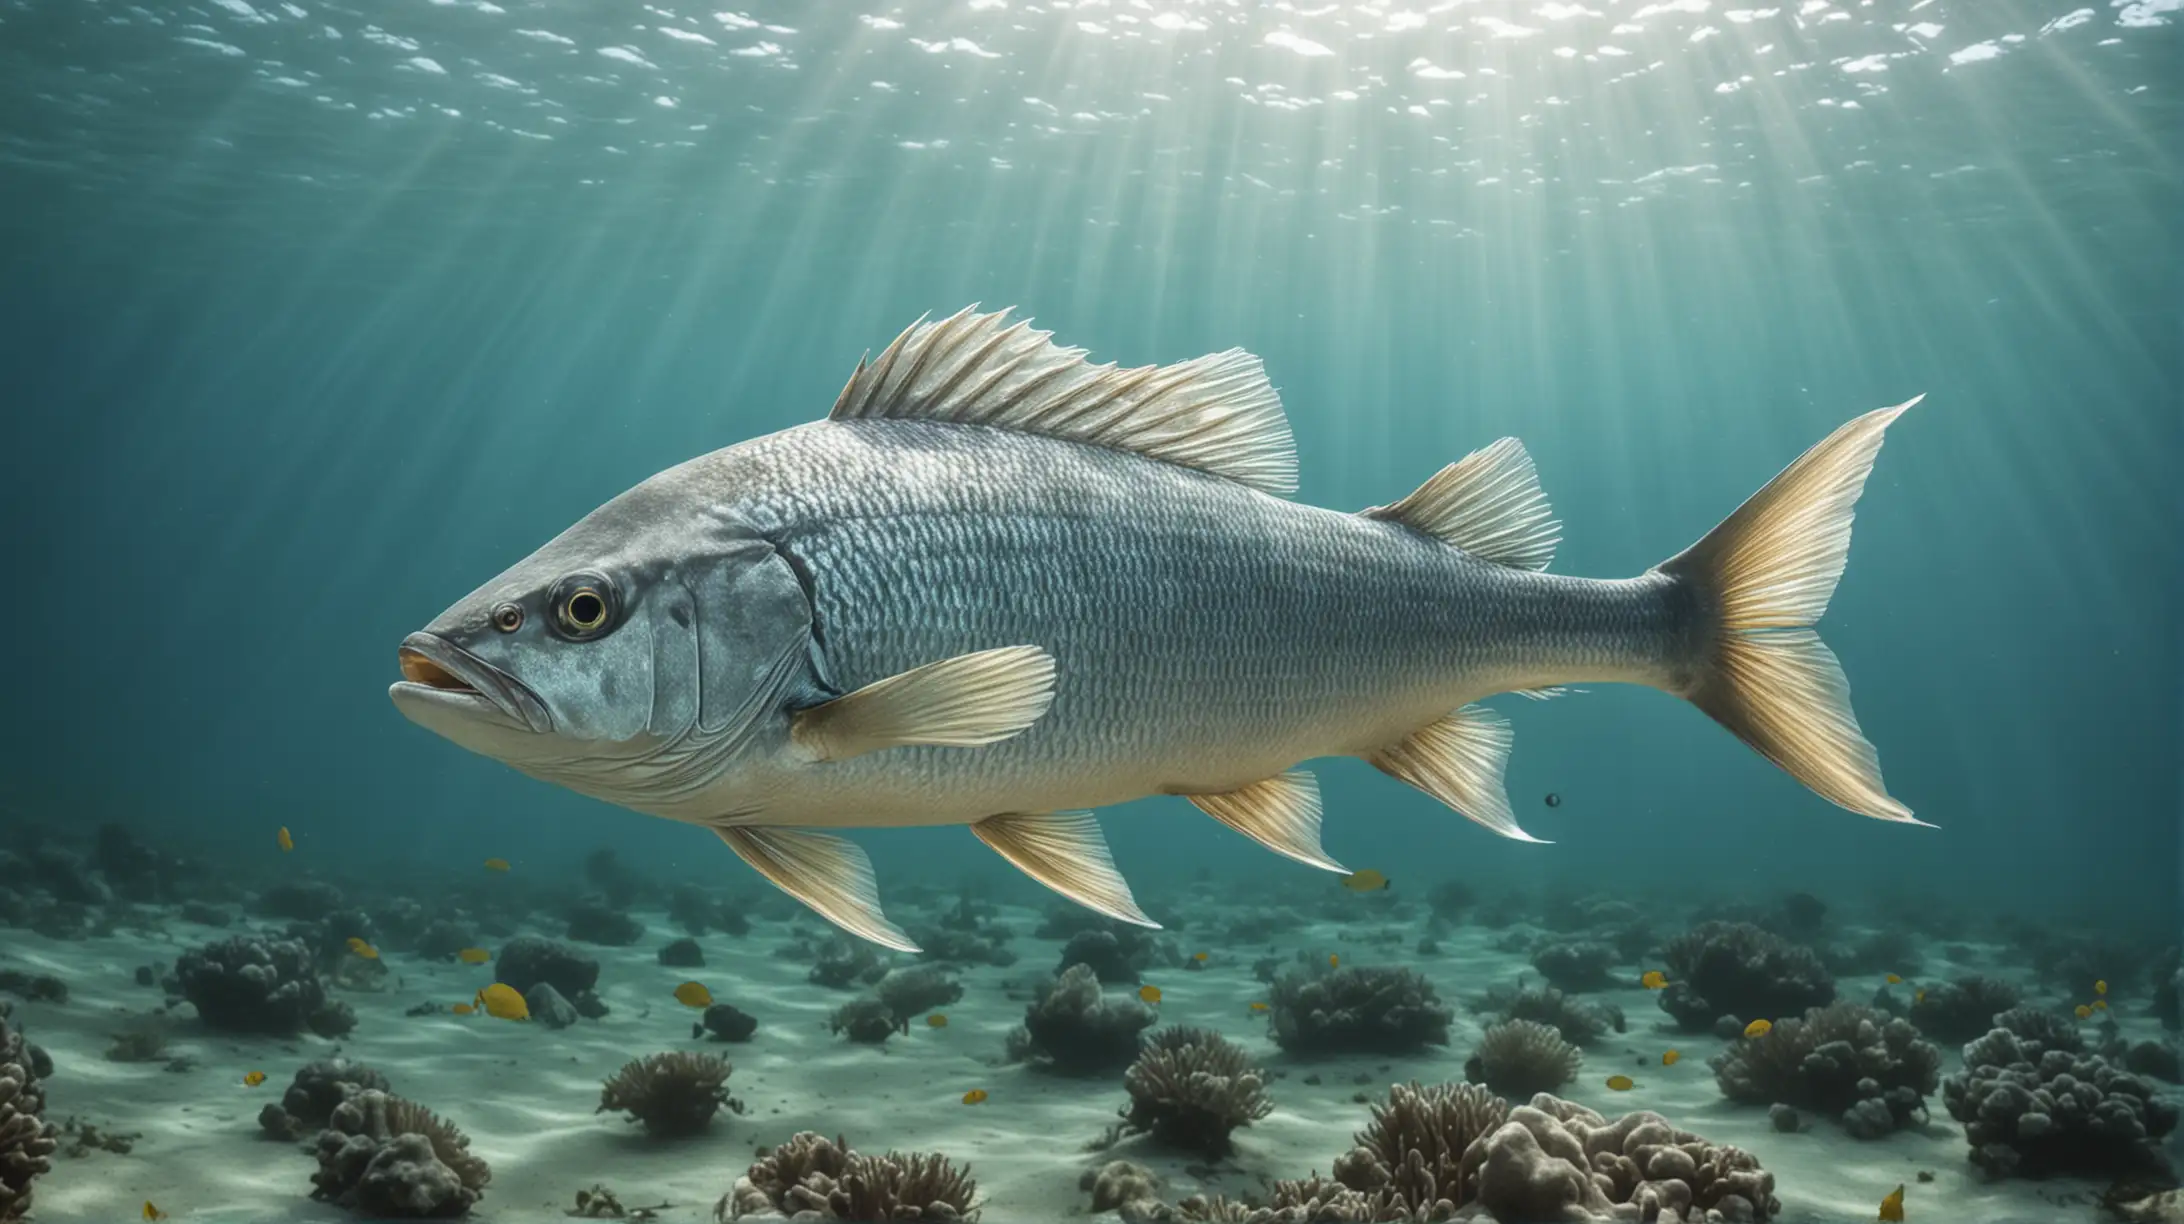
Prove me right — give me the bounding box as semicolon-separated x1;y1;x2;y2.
393;306;1923;950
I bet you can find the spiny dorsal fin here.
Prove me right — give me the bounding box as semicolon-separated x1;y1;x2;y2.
830;306;1299;496
1362;438;1559;570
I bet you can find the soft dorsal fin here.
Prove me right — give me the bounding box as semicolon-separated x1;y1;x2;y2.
829;306;1299;496
1362;438;1559;570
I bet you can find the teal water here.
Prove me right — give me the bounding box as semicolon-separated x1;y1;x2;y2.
2;2;2177;945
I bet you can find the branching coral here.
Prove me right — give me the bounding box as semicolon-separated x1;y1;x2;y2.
1119;1027;1273;1158
1656;921;1834;1032
717;1131;979;1221
1267;966;1451;1056
175;935;354;1037
597;1052;737;1137
1009;964;1154;1075
311;1090;490;1218
1709;1002;1940;1138
1337;1080;1509;1216
1942;1022;2178;1179
1465;1020;1582;1100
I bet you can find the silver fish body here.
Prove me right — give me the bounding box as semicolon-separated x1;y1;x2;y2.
391;306;1924;949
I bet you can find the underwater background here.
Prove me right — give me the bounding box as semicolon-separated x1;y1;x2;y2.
0;1;2179;1221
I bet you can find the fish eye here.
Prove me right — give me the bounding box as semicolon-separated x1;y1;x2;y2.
491;603;524;633
551;573;618;640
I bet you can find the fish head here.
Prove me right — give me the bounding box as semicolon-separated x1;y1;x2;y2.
391;470;814;805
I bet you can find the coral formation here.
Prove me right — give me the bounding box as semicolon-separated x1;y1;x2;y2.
1080;1160;1161;1215
1458;1095;1780;1222
1;1004;54;1224
874;965;963;1024
1267;965;1451;1055
1119;1027;1273;1158
1476;983;1622;1046
1009;963;1155;1075
174;935;355;1037
565;901;644;947
525;983;579;1030
1530;940;1616;993
260;1057;391;1141
1656;921;1835;1032
493;937;600;998
697;1003;759;1043
1908;976;2024;1044
1465;1020;1582;1100
807;937;889;990
1942;1019;2178;1179
717;1131;978;1221
830;997;904;1044
658;937;705;968
1709;1002;1940;1139
598;1051;738;1137
312;1089;490;1217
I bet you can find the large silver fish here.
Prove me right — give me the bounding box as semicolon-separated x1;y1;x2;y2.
392;307;1924;949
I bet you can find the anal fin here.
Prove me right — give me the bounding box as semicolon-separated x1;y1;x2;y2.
972;811;1157;928
714;826;920;952
791;645;1056;762
1183;771;1347;873
1365;704;1544;843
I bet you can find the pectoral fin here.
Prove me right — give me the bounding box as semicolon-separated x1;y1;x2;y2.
1183;771;1347;873
972;811;1157;928
714;826;920;952
1365;704;1544;843
791;645;1057;762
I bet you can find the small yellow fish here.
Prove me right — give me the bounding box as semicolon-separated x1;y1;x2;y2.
673;981;713;1008
143;1203;168;1222
1914;989;1926;1005
345;937;379;960
1885;973;1902;984
1662;1050;1680;1066
1138;984;1162;1005
1640;970;1668;990
1341;869;1390;892
276;826;293;853
1605;1075;1635;1091
962;1088;988;1105
2095;979;2108;996
926;1013;948;1028
1329;954;1340;968
2076;1004;2093;1019
1879;1182;1905;1222
458;948;491;965
476;983;529;1021
243;1070;267;1087
1743;1018;1773;1039
483;857;511;872
451;1003;476;1016
1193;952;1208;963
2093;1000;2109;1011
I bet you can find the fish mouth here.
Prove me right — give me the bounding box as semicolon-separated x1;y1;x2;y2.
390;632;553;734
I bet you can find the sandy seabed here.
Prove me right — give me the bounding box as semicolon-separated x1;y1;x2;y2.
7;902;2152;1224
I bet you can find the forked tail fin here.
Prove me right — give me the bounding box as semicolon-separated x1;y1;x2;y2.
1657;396;1927;825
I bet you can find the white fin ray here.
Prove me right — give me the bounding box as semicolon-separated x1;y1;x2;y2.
1363;437;1560;570
972;811;1158;928
1365;704;1544;843
1183;771;1347;873
714;826;920;952
829;305;1299;496
791;645;1056;762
